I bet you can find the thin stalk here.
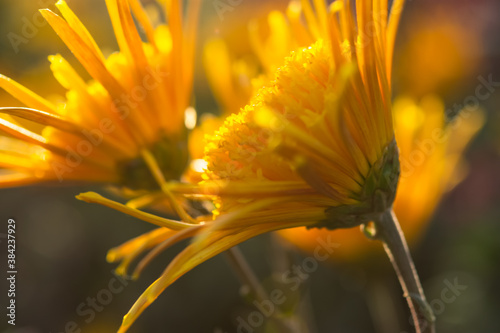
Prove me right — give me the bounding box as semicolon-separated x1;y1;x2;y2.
225;246;301;333
374;209;436;333
225;246;269;303
141;149;197;224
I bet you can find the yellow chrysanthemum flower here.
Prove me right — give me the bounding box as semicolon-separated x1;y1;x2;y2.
203;33;400;222
201;0;484;262
0;0;200;190
78;1;422;331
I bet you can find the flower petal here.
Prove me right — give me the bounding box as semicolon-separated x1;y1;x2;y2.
117;221;311;333
76;192;195;230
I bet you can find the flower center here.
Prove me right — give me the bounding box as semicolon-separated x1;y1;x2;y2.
118;133;189;190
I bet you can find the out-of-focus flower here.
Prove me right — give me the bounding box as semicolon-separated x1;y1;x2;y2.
203;38;259;116
279;95;484;260
394;8;483;98
203;0;321;116
0;0;200;190
204;2;484;112
80;1;406;331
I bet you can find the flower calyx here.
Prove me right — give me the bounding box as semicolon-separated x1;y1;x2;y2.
313;139;400;230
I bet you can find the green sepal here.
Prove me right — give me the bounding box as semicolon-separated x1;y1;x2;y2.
312;139;400;231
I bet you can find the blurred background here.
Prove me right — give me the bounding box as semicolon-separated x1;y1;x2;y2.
1;0;499;332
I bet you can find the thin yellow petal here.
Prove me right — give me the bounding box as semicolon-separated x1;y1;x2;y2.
0;171;41;188
301;0;321;39
286;1;312;46
183;0;201;92
125;192;165;209
203;39;235;112
312;0;329;37
128;0;158;49
76;192;194;230
166;0;183;113
41;8;149;145
48;54;137;156
117;221;312;333
0;152;43;170
40;9;126;102
386;0;406;81
55;0;106;62
192;198;288;247
107;227;176;277
0;75;57;113
0;117;66;155
105;0;133;63
0;107;81;133
116;0;149;75
131;225;203;279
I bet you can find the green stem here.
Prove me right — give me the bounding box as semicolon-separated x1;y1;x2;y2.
374;209;436;333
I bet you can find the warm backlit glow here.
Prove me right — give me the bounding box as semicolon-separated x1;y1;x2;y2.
184;106;198;130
